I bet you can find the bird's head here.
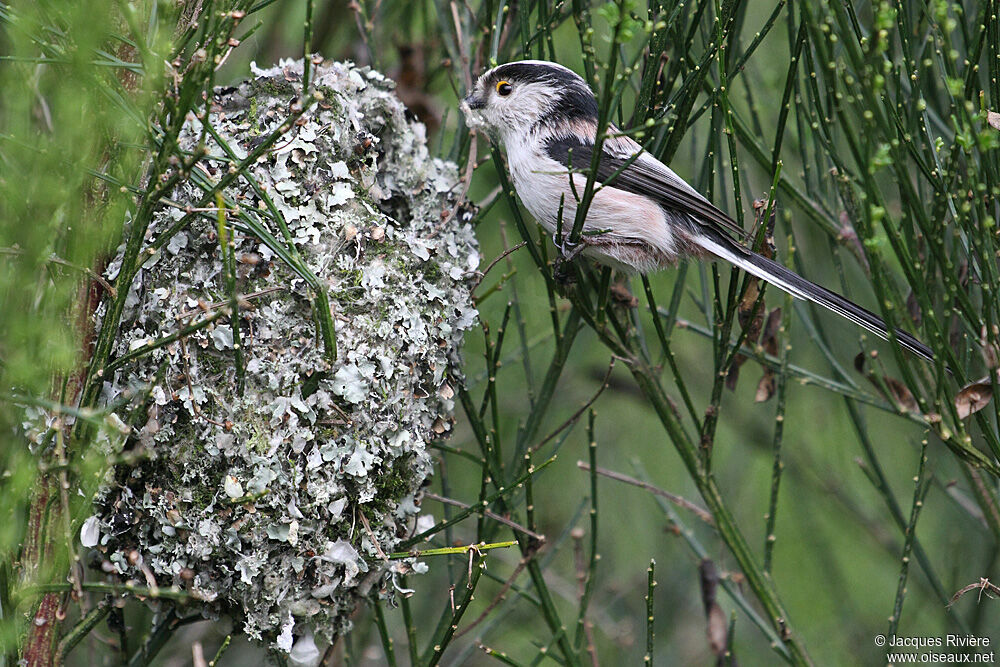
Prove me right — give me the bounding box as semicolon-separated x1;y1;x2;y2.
461;60;598;141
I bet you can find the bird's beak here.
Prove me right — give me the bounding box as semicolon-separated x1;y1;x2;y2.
460;94;487;130
463;93;485;110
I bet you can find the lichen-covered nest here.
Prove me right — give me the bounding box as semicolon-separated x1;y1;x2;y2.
88;59;479;654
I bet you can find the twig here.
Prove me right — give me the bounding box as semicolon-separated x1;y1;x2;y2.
529;358;615;453
24;581;199;601
887;437;931;637
52;424;82;604
475;642;520;666
388;540;516;560
174;287;285;319
470;241;528;290
422;552;486;666
573;410;599;662
177;335;226;427
398;456;556;550
948;578;1000;607
56;600;111;663
192;641;208;667
764;243;794;574
372;603;397;667
423;492;545;542
572;530;598;667
645;560;656;666
208;635;231;667
302;0;314;91
104;309;225;374
455;555;531;639
358;509;388;561
0;247;117;297
576;462;714;525
399;583;420;666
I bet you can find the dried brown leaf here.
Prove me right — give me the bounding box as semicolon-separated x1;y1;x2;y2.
760;307;782;357
906;290;922;326
955;378;994;420
837;211;870;272
856;354;920;414
699;559;729;657
706;603;728;656
750;197;777;259
725;363;741;392
726;308;761;392
699;559;719;610
883;376;919;413
728;282;767;392
727;202;779;394
980;326;998;370
984;345;998;370
609;282;638;308
755;371;775;403
854;352;867;374
737;283;766;334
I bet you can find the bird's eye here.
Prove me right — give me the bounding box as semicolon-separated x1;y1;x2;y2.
496;81;513;96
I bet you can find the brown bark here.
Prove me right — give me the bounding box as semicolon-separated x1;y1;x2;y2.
20;33;136;667
23;594;61;667
20;480;63;667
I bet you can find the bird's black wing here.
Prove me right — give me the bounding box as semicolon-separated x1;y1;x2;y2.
545;136;753;245
544;135;937;363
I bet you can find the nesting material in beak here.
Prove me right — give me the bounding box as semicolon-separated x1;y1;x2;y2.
460;95;486;129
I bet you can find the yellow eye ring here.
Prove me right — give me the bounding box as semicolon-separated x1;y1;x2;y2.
496;80;513;96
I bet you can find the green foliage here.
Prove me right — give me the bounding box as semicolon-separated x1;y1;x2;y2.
0;0;155;661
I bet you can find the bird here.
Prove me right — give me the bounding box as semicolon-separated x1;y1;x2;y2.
460;59;934;363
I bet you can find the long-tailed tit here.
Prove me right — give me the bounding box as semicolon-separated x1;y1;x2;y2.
461;60;933;362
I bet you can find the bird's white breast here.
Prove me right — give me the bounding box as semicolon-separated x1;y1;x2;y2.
502;132;681;263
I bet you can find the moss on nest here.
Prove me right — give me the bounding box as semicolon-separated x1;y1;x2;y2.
88;58;479;657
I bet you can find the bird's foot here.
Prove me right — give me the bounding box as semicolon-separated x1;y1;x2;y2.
552;233;589;262
552;234;589;285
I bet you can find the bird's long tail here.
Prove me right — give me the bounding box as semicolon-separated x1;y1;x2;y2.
691;230;935;363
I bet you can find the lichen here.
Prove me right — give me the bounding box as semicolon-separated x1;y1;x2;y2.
88;58;479;655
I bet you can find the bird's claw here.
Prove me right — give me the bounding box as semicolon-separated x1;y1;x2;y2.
552;233;588;285
552;233;587;262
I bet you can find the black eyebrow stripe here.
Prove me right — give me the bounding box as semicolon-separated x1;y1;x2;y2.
492;63;576;84
545;136;752;244
489;64;599;122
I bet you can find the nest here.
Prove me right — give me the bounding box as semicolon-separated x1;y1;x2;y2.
87;59;479;655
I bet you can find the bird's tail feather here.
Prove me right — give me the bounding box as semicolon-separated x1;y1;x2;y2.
691;232;935;363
